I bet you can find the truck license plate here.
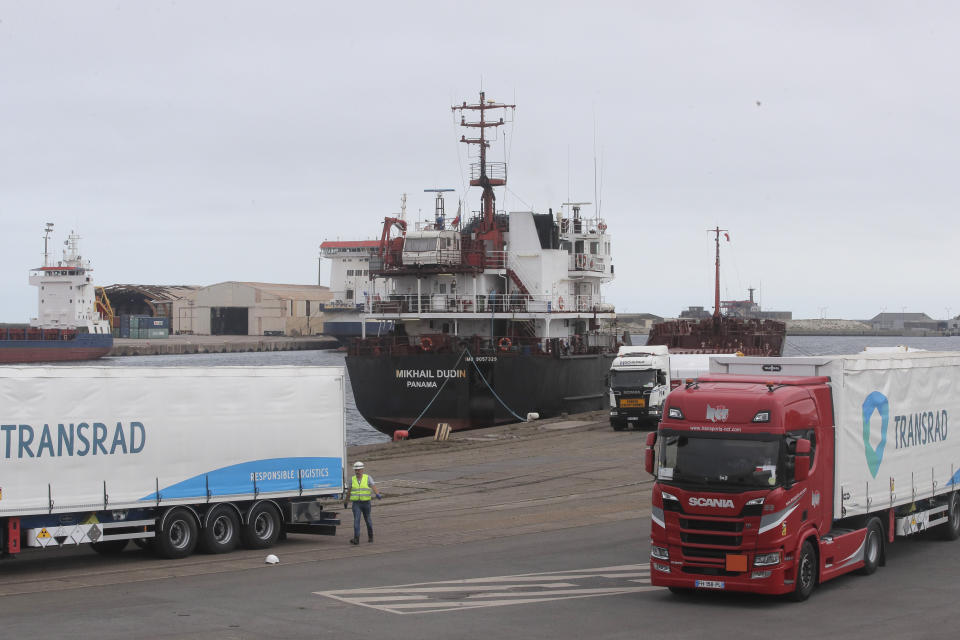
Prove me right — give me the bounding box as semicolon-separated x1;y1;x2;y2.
695;580;725;589
620;398;645;408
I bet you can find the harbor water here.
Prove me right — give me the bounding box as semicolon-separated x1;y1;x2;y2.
61;334;960;446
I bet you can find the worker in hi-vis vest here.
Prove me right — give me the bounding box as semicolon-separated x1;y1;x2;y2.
343;460;381;544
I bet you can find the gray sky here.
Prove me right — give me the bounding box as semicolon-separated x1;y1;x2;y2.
2;1;957;322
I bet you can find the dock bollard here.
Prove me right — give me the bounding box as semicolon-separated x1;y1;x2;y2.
393;430;409;441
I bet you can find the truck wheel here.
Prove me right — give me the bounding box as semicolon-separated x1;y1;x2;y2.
155;507;199;559
857;518;883;575
200;505;240;554
241;502;281;549
940;492;960;541
789;540;817;602
91;539;129;555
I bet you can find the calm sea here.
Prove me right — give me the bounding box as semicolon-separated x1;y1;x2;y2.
80;335;960;445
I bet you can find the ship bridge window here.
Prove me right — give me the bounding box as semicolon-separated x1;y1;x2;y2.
404;237;439;252
574;240;584;254
590;242;599;255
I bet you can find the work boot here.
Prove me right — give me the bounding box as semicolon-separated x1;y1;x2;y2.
368;533;374;543
349;537;359;545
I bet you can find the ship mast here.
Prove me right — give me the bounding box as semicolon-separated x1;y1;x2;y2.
452;92;515;233
710;226;728;319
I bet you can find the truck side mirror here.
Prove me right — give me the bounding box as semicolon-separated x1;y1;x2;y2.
644;431;657;475
794;438;811;482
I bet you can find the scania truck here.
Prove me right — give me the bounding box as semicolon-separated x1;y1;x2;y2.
0;366;345;561
644;352;960;600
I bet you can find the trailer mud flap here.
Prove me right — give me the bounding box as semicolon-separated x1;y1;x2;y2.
6;518;20;554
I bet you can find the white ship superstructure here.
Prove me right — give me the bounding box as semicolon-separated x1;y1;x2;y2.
29;226;111;335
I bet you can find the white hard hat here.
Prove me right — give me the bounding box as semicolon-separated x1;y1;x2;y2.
353;461;365;470
264;554;279;564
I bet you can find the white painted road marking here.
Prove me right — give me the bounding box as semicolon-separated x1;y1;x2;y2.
315;564;656;614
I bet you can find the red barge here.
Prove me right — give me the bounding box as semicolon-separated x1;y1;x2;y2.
646;227;785;356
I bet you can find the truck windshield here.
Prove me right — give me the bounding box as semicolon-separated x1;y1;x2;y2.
610;369;658;389
657;431;781;488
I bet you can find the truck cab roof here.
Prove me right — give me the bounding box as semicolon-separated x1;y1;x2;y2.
662;375;830;434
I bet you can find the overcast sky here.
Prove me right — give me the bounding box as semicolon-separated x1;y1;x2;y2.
1;1;958;322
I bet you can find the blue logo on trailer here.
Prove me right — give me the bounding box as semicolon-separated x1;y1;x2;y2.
862;392;889;478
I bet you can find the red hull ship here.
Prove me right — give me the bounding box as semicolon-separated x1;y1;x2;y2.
646;227;785;356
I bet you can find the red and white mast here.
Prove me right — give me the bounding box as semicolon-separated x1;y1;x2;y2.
452;92;515;238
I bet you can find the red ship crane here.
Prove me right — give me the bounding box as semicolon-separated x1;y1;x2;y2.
452;92;515;245
709;226;729;319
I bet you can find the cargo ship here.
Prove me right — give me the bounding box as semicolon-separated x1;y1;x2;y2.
0;225;113;363
646;227;785;356
346;91;617;437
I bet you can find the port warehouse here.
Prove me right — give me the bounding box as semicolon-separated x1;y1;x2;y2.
102;282;331;336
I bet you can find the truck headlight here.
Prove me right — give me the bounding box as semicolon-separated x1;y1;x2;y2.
651;545;670;561
754;551;781;567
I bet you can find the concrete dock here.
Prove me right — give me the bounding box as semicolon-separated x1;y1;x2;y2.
108;334;340;356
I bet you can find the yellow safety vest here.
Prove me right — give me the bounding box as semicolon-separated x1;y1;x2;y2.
351;474;372;501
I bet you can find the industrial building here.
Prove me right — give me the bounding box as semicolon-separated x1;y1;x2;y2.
102;282;331;336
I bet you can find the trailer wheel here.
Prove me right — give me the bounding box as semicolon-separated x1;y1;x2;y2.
241;502;281;549
789;540;817;602
858;518;883;575
940;492;960;541
155;507;199;559
200;505;240;554
91;539;129;555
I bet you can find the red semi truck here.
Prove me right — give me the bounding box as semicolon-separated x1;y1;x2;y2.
645;352;960;600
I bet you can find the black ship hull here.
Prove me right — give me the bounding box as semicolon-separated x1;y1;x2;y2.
346;351;614;437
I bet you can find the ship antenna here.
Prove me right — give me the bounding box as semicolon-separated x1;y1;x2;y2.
424;188;455;229
452;91;515;235
710;226;728;318
42;222;54;268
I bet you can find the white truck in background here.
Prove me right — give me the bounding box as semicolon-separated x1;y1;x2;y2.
0;366;345;560
608;347;736;430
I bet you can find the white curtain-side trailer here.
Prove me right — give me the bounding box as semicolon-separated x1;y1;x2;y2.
0;366;346;560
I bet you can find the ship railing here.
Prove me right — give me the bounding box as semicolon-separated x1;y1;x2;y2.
559;217;608;236
364;293;611;315
347;332;615;357
469;162;507;183
568;253;606;273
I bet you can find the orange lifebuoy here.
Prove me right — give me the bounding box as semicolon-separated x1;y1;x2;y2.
557;296;565;310
498;337;512;351
420;336;433;351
